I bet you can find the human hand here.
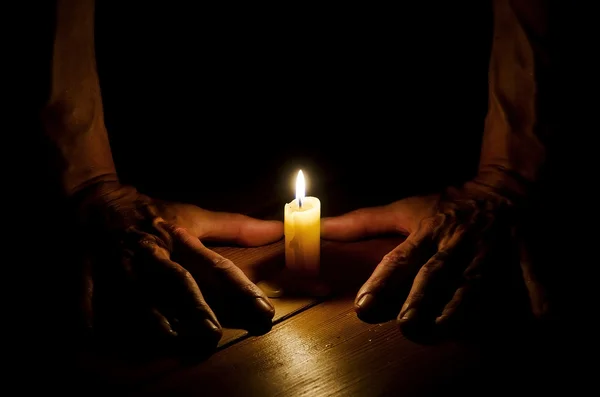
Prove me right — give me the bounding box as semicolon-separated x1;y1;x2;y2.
321;181;548;336
72;182;283;351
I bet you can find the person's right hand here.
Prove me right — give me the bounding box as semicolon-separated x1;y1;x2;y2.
72;181;283;352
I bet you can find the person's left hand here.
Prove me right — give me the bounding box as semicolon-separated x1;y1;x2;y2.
321;181;548;336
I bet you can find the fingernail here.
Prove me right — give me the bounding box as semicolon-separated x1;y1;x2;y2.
255;297;275;315
203;318;222;336
399;308;417;322
435;314;449;326
257;280;284;298
356;293;375;311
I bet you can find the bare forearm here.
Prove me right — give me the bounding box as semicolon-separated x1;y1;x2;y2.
476;0;552;198
42;0;117;197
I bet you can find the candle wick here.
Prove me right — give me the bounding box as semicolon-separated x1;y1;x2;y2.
299;198;302;208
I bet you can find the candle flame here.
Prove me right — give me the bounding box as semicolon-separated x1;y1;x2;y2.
296;170;305;204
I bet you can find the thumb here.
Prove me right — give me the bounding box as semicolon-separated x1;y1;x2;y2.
321;195;437;241
199;211;283;247
160;203;283;247
321;204;405;241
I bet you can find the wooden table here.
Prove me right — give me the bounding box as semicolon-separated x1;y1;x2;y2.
65;232;573;397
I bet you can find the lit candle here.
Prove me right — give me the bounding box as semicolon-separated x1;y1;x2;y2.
284;170;321;276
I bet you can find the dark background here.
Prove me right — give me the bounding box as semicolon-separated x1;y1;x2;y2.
92;2;491;213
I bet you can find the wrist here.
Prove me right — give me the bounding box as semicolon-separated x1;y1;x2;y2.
68;179;138;224
469;165;534;205
67;173;120;197
42;99;119;198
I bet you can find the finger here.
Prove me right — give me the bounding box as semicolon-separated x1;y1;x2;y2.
397;224;469;326
112;231;177;341
79;257;94;335
172;227;275;330
120;252;177;339
135;237;223;345
518;233;549;319
434;244;488;326
434;285;471;327
155;257;223;343
125;305;178;343
354;223;434;322
322;204;406;241
145;307;177;338
197;212;283;246
125;222;172;252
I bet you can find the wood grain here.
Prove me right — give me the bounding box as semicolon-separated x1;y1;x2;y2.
70;237;400;393
136;295;479;396
70;228;568;396
134;293;559;397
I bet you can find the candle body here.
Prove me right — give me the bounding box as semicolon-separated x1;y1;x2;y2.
284;196;321;275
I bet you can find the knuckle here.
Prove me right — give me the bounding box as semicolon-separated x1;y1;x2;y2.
432;213;447;227
382;242;417;266
151;218;173;248
419;260;442;278
418;264;434;278
211;256;235;270
419;216;438;232
406;292;425;305
171;226;193;243
172;266;195;286
442;209;457;222
239;283;259;297
422;213;448;234
382;252;408;266
138;235;157;248
123;220;174;252
122;228;168;252
137;235;169;257
433;250;450;262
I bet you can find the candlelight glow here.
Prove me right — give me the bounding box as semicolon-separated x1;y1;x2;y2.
296;170;305;202
285;168;321;274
